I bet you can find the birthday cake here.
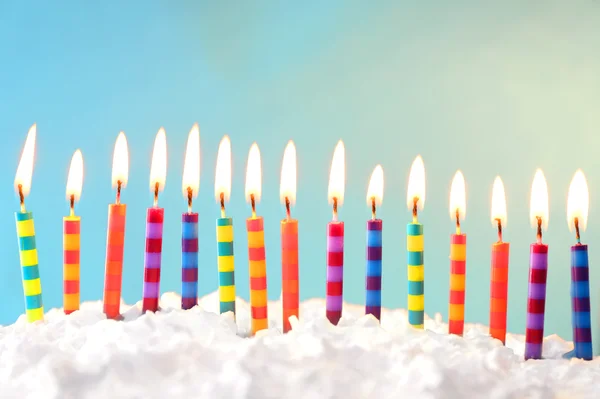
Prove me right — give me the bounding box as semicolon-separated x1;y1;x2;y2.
0;293;596;399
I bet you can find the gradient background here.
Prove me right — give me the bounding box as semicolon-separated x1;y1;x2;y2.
1;2;599;346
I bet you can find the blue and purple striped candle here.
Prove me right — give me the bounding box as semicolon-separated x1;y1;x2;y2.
326;221;344;325
182;212;199;310
142;208;164;312
365;219;382;321
571;244;593;360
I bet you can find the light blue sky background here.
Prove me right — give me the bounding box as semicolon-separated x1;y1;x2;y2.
1;2;599;344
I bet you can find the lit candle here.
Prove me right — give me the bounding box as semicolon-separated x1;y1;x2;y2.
14;124;44;323
448;170;467;335
365;165;384;321
245;143;268;335
181;124;200;310
566;170;593;360
215;135;235;315
525;170;549;360
280;141;298;333
142;128;167;313
406;155;425;329
63;150;84;315
326;140;345;326
489;177;510;344
103;132;129;320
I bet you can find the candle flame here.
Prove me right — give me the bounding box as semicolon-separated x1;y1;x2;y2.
214;135;232;203
406;155;426;210
149;128;167;192
182;123;200;198
449;170;466;220
280;140;297;205
245;143;262;203
66;149;84;202
14;124;37;198
567;169;589;233
111;132;129;188
366;165;384;206
327;140;345;205
491;176;507;228
529;169;549;230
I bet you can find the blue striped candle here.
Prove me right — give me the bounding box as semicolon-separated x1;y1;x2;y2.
570;244;593;360
365;219;382;321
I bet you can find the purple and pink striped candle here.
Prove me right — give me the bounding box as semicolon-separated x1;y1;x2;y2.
326;222;344;325
142;208;164;312
524;242;548;360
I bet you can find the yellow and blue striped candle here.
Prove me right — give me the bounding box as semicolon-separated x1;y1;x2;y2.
217;217;235;315
16;211;44;322
407;223;424;328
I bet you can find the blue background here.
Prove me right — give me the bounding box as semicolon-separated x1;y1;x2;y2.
1;1;599;345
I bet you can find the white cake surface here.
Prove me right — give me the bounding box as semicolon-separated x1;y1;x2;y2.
0;292;598;399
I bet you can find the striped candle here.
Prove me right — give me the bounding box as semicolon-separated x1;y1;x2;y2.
182;213;199;310
489;242;510;344
525;243;548;360
365;219;383;321
448;234;466;335
16;211;44;322
63;216;81;314
571;244;593;360
407;223;424;328
326;221;344;325
142;208;164;313
103;203;126;319
281;219;299;333
247;217;268;334
217;217;235;315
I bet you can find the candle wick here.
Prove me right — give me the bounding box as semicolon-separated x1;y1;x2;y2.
455;208;461;235
536;216;542;244
285;196;291;221
250;193;256;218
574;217;581;244
220;192;226;218
495;218;503;243
187;187;193;214
116;180;122;205
371;197;376;220
18;184;26;213
70;194;75;217
332;197;338;222
412;197;418;223
154;182;160;207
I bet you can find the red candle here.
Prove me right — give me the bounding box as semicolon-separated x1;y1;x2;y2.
489;177;510;344
280;141;299;333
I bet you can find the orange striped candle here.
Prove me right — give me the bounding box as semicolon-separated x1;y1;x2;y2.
490;177;509;344
448;171;467;335
63;217;80;314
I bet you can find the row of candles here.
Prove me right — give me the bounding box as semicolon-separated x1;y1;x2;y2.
13;124;592;361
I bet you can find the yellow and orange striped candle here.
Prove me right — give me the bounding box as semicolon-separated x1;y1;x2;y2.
448;171;467;335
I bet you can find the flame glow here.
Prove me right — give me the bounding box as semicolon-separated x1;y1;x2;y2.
529;169;549;230
14;124;37;197
245;143;262;203
214;135;232;203
280;141;297;205
66;150;84;202
327;140;345;205
449;170;466;220
149;128;167;191
111;132;129;188
406;155;426;210
366;165;384;206
491;176;507;227
567;169;589;233
182;124;200;198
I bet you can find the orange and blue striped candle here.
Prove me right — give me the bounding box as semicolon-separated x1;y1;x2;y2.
365;219;382;321
63;216;80;314
247;216;268;334
217;217;235;315
181;212;199;310
16;211;44;322
407;223;424;328
103;203;126;319
448;233;466;335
